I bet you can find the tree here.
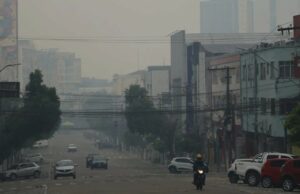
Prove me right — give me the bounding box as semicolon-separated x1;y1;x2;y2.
0;70;61;162
124;85;179;157
125;85;161;136
285;103;300;146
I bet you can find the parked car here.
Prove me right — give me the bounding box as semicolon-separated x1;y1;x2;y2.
33;140;49;148
23;153;44;163
227;152;295;186
4;162;41;181
261;158;290;188
168;157;194;173
54;160;77;179
90;156;108;169
0;170;5;181
67;144;78;152
86;154;98;168
281;159;300;192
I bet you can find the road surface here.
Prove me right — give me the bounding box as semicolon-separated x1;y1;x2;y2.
0;130;296;194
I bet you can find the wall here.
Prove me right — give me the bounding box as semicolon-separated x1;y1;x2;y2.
241;44;300;153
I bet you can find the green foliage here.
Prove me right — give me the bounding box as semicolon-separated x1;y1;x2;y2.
0;70;61;162
285;103;300;146
125;85;162;136
124;85;178;156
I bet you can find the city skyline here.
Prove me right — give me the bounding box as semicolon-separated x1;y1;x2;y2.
19;0;300;79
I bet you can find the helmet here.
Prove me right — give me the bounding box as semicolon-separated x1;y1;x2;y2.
196;154;202;160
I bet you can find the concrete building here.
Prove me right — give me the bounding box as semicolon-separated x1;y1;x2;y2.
170;31;285;133
200;0;253;33
0;0;18;82
19;43;82;94
144;66;170;108
240;41;300;155
208;54;241;161
111;70;145;96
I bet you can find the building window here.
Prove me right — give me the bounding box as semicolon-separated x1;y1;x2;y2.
236;68;240;83
260;63;266;80
261;98;267;114
279;61;294;79
212;71;218;84
279;98;296;115
243;97;247;112
270;62;276;79
248;64;254;80
243;65;247;81
249;97;254;113
271;99;276;115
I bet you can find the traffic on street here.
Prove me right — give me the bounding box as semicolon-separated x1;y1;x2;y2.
0;130;297;194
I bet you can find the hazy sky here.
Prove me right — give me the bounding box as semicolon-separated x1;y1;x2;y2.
19;0;199;79
19;0;300;79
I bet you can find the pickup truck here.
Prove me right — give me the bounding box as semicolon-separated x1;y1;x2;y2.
227;152;295;186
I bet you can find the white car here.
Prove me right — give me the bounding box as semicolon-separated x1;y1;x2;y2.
54;160;76;179
168;157;194;173
227;152;295;186
33;140;49;148
67;144;78;152
23;153;44;163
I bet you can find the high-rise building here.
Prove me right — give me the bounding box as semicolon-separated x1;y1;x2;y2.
200;0;254;33
200;0;239;33
239;0;254;33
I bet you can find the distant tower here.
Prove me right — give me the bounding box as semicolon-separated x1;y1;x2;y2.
200;0;254;33
270;0;277;32
200;0;239;33
238;0;254;33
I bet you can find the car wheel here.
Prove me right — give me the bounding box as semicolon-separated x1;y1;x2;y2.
54;175;57;180
282;178;294;192
229;173;239;184
33;171;41;178
246;171;260;186
261;176;272;188
10;174;17;181
73;174;76;179
169;166;177;174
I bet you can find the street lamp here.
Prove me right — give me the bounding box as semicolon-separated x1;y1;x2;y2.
0;63;21;73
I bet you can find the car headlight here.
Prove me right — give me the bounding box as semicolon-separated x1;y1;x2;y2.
198;170;204;174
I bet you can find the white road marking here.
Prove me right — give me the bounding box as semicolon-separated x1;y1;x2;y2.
55;183;62;186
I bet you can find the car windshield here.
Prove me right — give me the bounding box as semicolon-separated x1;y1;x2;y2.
56;160;73;167
93;156;106;161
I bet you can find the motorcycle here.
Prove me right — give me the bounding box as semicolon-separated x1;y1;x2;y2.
195;169;205;190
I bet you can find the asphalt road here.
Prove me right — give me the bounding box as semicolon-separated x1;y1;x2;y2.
0;130;298;194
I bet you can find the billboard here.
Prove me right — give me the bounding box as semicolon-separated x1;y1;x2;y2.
0;0;17;81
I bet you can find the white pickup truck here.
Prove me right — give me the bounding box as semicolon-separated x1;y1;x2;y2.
227;152;295;186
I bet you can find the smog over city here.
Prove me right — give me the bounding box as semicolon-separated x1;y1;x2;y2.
0;0;300;193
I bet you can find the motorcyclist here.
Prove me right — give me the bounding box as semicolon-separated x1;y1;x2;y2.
193;154;208;185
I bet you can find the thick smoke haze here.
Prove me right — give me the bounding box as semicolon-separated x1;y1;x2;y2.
19;0;300;79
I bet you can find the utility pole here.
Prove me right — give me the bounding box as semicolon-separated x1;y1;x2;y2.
208;66;235;170
254;52;259;153
224;67;231;169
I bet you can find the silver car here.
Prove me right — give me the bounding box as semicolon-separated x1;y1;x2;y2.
23;153;44;163
5;162;41;181
54;160;76;179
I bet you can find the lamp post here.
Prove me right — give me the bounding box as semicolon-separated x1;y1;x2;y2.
0;63;21;74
